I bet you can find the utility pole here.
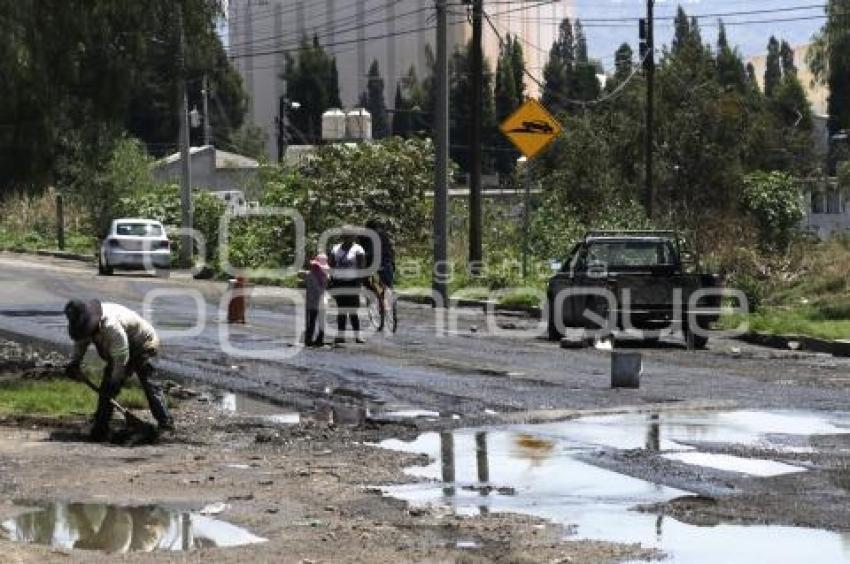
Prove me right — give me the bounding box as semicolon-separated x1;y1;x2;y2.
642;0;655;219
56;192;65;251
469;0;483;273
202;74;211;147
433;0;449;306
177;5;193;267
277;95;288;163
519;157;531;279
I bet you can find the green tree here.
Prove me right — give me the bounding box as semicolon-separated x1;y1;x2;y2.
510;37;526;104
392;85;411;137
571;20;601;101
542;18;576;114
282;35;342;143
764;36;782;98
394;65;430;137
0;0;245;190
494;35;522;121
612;43;634;86
716;22;747;93
363;60;389;139
780;40;797;77
494;35;525;174
449;42;496;173
808;0;850;139
672;6;691;54
256;138;437;260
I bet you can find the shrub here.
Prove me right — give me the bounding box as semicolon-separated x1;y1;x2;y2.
740;171;803;252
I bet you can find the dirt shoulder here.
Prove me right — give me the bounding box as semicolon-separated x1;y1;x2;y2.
0;362;658;563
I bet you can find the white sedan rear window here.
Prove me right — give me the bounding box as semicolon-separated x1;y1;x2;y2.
116;223;162;237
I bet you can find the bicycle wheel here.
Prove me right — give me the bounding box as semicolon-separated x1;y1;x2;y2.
365;281;385;331
366;294;383;330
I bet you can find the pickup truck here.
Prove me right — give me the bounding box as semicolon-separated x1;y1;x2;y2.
546;231;722;348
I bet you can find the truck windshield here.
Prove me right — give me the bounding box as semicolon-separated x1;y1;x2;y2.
586;241;675;268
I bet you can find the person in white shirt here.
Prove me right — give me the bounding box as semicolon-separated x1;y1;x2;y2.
329;230;366;343
64;299;173;441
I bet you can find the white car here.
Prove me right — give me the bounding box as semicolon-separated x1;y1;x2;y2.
98;218;171;276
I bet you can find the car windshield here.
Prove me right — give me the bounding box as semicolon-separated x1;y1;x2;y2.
585;241;675;268
116;223;162;237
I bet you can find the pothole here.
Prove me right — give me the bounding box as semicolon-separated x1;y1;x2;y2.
1;501;266;553
380;409;850;563
217;392;300;425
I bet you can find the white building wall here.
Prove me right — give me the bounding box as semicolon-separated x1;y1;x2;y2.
227;0;572;160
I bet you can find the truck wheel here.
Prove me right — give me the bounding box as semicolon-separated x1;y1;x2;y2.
690;333;709;349
683;309;711;349
547;302;563;341
683;325;709;349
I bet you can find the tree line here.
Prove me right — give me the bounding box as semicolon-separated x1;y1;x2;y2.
0;0;247;191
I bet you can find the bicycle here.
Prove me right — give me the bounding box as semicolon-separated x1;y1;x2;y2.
365;274;398;333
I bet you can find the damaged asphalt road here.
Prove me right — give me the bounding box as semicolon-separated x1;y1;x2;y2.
1;253;850;562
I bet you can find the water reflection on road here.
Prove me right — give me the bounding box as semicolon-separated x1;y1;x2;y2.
381;410;850;563
1;502;266;553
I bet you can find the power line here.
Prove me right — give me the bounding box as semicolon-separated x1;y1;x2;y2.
226;1;408;51
227;24;437;60
226;5;431;53
493;13;828;29
489;3;827;23
225;0;364;28
483;9;650;108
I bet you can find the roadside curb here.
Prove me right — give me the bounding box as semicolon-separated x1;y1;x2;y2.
738;332;850;357
1;248;95;263
396;292;541;317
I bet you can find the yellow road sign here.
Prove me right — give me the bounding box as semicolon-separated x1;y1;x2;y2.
499;99;563;159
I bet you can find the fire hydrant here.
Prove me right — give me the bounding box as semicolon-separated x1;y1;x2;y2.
227;276;249;323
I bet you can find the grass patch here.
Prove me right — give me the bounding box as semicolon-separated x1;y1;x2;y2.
0;375;154;417
498;288;544;309
451;286;491;301
719;306;850;341
0;227;93;256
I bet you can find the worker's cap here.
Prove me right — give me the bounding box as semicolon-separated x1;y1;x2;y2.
64;299;103;341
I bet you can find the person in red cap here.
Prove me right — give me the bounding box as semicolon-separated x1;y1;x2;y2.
305;254;330;347
63;299;173;441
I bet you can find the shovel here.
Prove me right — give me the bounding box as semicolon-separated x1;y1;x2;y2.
76;373;159;440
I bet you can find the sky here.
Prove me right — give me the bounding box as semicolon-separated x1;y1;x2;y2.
218;1;828;74
574;0;827;69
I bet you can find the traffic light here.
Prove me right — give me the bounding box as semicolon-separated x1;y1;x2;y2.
638;17;652;71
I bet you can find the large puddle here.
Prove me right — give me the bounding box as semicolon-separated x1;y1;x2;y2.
381;410;850;563
1;502;266;553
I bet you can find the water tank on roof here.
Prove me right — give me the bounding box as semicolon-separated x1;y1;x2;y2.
322;109;346;141
346;108;372;141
